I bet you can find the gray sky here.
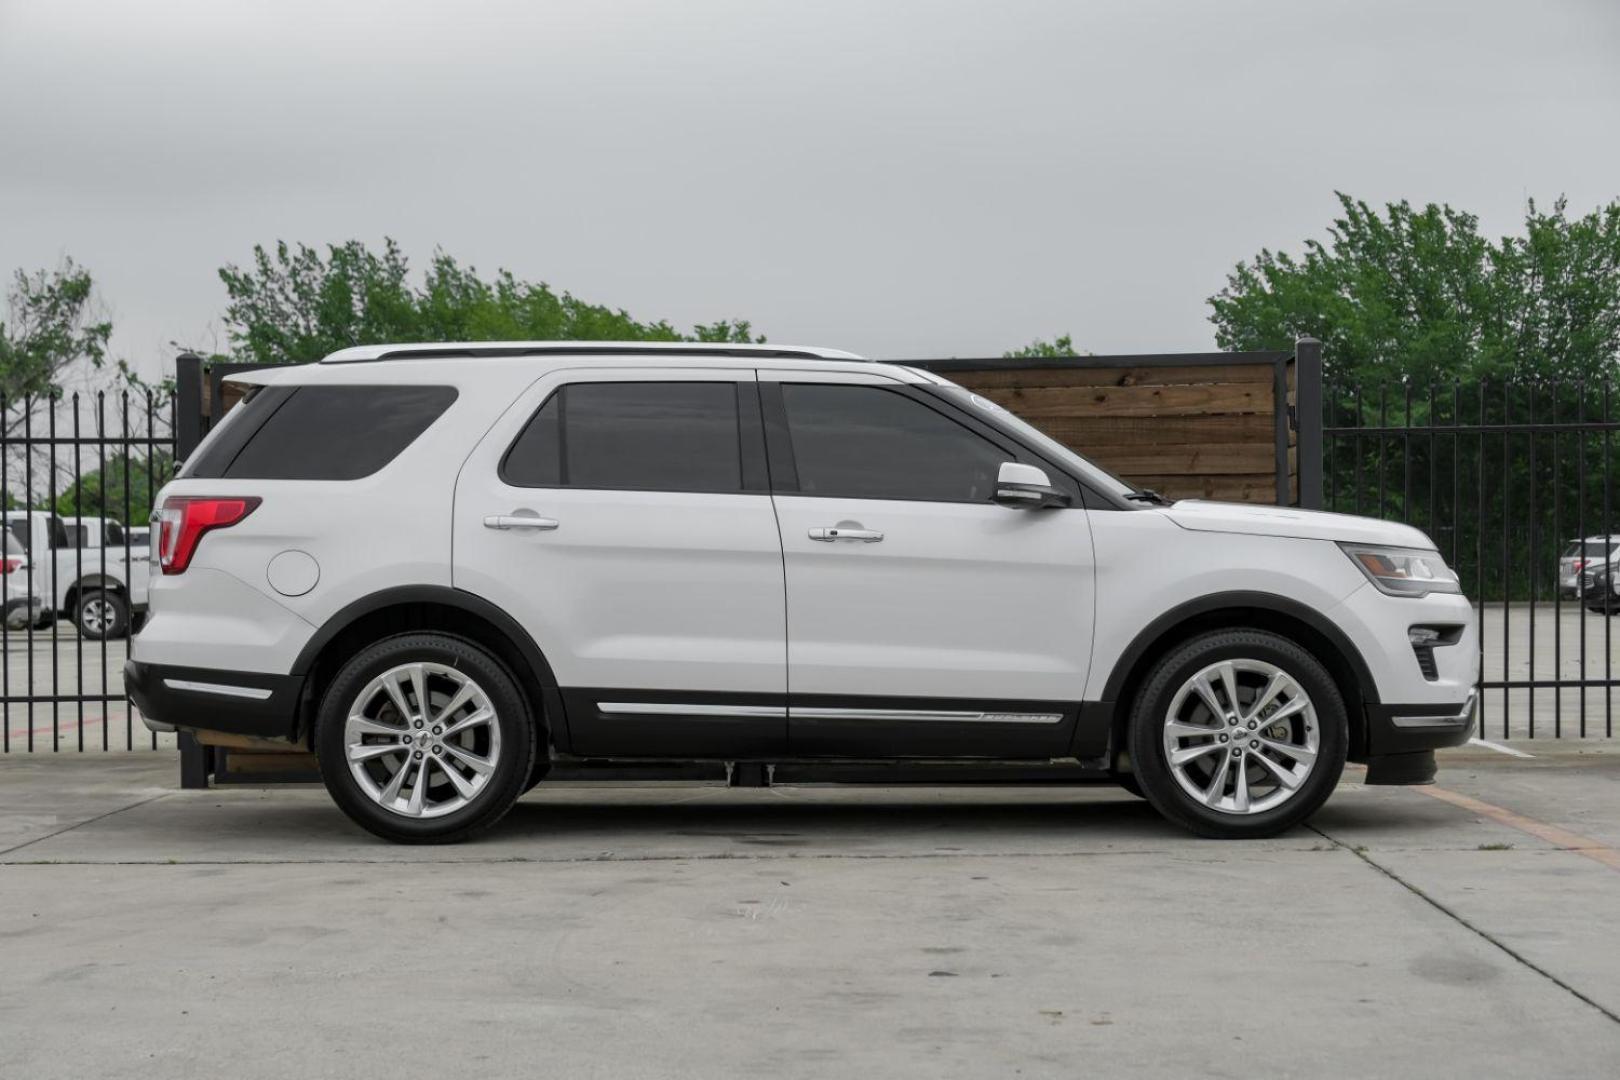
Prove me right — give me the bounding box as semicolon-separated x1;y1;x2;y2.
2;0;1618;381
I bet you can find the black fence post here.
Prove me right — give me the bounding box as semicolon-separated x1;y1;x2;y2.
1295;338;1324;509
171;353;213;790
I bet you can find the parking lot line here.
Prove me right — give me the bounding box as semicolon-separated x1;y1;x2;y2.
1418;784;1620;872
1467;737;1534;758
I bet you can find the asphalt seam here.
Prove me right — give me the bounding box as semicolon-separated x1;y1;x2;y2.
1307;824;1620;1027
0;792;173;858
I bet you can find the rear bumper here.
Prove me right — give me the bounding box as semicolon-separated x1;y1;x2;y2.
4;597;44;627
125;659;304;740
1364;692;1476;757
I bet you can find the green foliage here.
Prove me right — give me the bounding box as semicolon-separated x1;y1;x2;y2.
218;240;761;364
1003;334;1085;358
50;449;175;527
1209;193;1620;385
0;260;115;399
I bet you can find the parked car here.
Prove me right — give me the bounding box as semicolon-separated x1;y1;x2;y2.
63;516;135;549
1580;561;1620;614
127;342;1480;843
1;533;47;631
0;510;151;639
1559;535;1620;598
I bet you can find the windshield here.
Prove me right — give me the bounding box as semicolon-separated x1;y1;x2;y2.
936;386;1137;499
1566;541;1617;558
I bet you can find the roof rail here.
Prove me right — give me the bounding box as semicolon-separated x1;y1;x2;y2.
320;341;867;364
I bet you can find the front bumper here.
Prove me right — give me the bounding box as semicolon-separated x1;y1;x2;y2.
1364;691;1476;757
125;659;304;740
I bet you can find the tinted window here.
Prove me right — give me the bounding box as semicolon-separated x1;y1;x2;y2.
782;384;1008;502
5;521;27;555
181;385;286;478
191;386;457;481
503;382;744;492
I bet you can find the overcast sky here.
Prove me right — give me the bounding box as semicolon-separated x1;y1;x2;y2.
2;0;1618;379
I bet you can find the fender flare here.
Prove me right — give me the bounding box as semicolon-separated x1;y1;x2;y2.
1098;589;1380;706
289;584;557;687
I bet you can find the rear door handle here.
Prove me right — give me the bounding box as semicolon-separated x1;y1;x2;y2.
484;515;560;531
809;527;883;543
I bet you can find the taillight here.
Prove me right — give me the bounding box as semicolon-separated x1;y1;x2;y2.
157;496;261;575
1574;559;1588;571
1;557;19;574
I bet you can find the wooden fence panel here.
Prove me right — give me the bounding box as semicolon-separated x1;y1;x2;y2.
928;353;1297;504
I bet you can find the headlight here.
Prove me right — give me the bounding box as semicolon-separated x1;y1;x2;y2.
1340;543;1461;598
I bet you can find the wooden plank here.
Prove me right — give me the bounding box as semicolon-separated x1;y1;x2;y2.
974;383;1270;419
1023;413;1279;447
1077;442;1279;475
1125;473;1279;503
217;751;318;774
196;731;305;751
949;363;1277;391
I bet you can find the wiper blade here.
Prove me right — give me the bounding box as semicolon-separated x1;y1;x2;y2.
1123;488;1172;505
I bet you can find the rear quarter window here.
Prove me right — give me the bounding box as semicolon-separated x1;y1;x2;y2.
185;385;458;481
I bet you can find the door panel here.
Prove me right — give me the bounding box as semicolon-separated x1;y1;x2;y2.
764;373;1097;758
774;498;1092;700
453;369;787;757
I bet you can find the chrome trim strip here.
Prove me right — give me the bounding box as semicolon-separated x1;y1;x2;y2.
792;707;1065;724
162;679;275;701
1391;691;1477;728
597;702;787;719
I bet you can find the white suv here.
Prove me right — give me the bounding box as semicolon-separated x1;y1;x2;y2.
127;343;1480;843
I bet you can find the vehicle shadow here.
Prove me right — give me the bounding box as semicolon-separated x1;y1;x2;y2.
485;786;1183;849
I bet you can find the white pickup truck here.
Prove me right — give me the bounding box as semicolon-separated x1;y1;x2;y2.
0;510;150;639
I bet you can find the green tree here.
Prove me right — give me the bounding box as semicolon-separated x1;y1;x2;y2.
50;449;175;527
218;240;761;365
1003;334;1085;359
1208;193;1620;385
0;259;115;399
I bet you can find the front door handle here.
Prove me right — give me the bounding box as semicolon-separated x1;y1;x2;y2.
809;527;883;543
484;515;560;531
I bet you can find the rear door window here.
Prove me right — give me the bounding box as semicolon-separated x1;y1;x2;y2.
502;382;746;493
185;385;457;481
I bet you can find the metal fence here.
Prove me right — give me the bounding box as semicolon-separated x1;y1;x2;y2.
0;388;176;753
1306;352;1620;740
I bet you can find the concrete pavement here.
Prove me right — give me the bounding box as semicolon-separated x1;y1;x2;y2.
2;747;1619;1078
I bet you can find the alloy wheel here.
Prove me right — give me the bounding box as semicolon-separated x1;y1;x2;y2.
1161;658;1319;816
343;662;502;819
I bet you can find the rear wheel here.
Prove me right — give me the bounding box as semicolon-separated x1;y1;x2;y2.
315;633;535;843
76;590;130;640
1129;629;1347;839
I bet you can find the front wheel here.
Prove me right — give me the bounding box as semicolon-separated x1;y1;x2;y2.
1128;629;1348;839
315;633;536;843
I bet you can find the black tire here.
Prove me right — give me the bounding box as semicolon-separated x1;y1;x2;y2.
76;590;130;640
1128;629;1348;840
315;633;536;844
522;756;551;794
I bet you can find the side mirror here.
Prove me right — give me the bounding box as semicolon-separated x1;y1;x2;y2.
992;462;1071;509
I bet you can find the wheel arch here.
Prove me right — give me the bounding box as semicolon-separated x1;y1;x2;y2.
291;585;561;748
1100;591;1379;764
63;574;129;610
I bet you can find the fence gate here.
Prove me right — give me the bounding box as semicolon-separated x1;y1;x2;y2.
0;372;177;754
1299;340;1620;740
